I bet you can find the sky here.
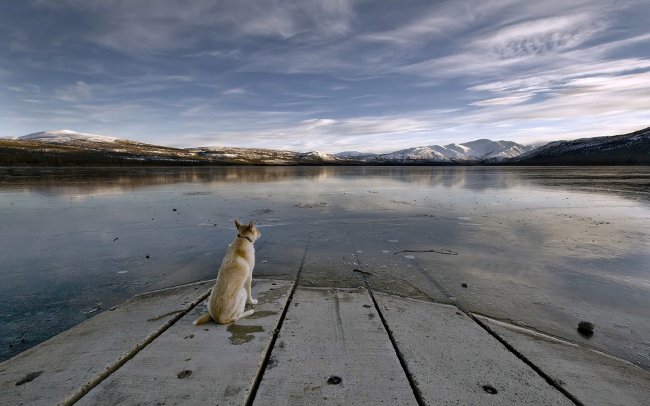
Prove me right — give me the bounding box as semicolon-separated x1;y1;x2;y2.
1;0;650;153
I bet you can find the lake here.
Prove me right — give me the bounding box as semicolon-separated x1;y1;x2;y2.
1;166;649;370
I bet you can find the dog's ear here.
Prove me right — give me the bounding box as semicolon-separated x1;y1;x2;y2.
248;221;255;228
235;219;242;229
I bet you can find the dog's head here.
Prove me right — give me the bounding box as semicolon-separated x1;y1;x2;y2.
235;219;261;242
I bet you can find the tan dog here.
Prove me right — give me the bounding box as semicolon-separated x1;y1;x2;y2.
193;220;261;325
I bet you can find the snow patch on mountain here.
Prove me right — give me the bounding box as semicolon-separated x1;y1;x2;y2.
302;151;338;161
335;151;377;159
20;130;119;143
342;139;535;162
189;146;341;164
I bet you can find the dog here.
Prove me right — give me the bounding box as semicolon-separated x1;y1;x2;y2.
193;220;261;325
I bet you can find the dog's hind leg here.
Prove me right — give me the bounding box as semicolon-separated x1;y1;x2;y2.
229;288;254;322
233;309;254;322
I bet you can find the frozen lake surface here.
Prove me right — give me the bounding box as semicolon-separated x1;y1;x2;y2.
1;166;649;369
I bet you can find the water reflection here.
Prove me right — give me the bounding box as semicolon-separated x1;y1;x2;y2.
2;166;649;201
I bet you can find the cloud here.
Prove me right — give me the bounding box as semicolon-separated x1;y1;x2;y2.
468;58;650;99
222;87;247;95
29;0;355;53
474;13;606;59
563;71;650;94
360;13;459;45
301;118;337;128
55;81;93;102
393;3;650;144
179;112;461;153
471;94;533;106
236;0;354;39
399;9;613;79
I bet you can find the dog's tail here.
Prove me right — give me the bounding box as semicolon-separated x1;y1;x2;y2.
193;313;212;326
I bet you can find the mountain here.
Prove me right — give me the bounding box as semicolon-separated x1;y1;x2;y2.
512;127;650;165
334;151;377;159
461;139;534;160
2;127;647;166
188;146;340;165
192;140;535;165
1;130;206;166
341;139;535;163
0;130;343;166
20;130;119;143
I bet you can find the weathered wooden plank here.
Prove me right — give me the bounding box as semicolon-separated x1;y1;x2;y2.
77;279;292;406
481;316;650;406
375;293;573;405
254;287;417;405
0;281;213;406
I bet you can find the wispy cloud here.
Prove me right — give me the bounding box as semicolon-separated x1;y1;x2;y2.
469;58;650;101
222;87;247;95
360;13;459;45
474;12;606;58
471;95;533;106
55;81;93;102
236;0;354;39
28;0;355;53
175;114;438;152
399;8;614;78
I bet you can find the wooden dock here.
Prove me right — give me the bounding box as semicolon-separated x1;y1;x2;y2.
1;279;649;405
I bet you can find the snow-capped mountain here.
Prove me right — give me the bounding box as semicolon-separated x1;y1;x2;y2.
189;146;340;164
20;130;120;143
3;129;344;165
3;127;647;166
334;151;377;159
461;139;533;160
7;130;534;164
340;139;535;163
4;129;204;165
514;126;650;165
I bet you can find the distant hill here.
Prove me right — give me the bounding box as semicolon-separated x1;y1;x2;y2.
0;130;206;166
0;130;342;166
511;127;650;165
187;146;341;165
375;139;535;163
20;129;119;143
1;127;648;166
335;140;534;163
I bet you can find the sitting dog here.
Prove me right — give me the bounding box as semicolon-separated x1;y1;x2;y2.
194;220;261;325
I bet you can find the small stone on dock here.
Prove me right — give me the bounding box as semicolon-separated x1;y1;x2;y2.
577;321;594;337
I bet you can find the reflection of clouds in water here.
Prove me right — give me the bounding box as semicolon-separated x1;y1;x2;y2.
2;167;649;200
599;274;650;290
2;169;649;291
